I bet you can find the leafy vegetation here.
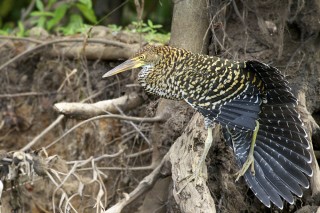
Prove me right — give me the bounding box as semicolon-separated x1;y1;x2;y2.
0;0;171;43
30;0;97;35
109;19;170;43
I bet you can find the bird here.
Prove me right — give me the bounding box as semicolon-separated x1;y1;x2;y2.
102;45;313;209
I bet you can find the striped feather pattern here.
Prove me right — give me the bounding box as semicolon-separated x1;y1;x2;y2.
221;61;311;209
129;46;312;209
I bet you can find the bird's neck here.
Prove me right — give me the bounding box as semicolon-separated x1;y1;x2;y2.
137;48;194;100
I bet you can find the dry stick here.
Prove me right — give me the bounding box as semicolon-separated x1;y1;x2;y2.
0;35;43;44
21;92;145;151
113;104;152;145
21;114;65;151
66;149;125;165
0;91;63;98
78;165;155;172
0;37;129;72
20;0;36;21
104;153;170;213
203;1;231;52
125;148;153;158
0;80;120;99
54;92;144;119
49;164;80;213
45;114;163;149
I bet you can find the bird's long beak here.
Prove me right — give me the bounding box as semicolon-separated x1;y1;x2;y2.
102;58;144;78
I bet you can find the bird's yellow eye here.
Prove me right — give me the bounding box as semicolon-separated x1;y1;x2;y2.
139;55;145;60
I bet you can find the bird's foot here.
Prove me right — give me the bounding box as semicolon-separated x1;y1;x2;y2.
235;120;259;181
235;154;255;181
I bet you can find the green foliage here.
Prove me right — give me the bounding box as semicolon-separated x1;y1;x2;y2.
0;0;172;40
108;19;169;44
107;24;123;32
131;20;163;34
17;21;25;37
129;19;170;43
0;0;98;36
58;14;90;35
30;0;97;34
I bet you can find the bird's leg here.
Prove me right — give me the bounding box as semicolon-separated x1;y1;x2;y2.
235;120;259;181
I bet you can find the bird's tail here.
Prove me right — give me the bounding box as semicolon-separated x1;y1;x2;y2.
223;61;312;209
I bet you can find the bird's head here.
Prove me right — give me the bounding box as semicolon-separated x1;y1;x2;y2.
102;45;164;78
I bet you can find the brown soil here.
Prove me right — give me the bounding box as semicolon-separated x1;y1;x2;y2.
0;1;320;212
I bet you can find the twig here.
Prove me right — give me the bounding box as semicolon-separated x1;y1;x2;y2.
0;35;43;44
104;153;170;213
21;115;65;151
45;114;163;149
57;69;78;92
78;164;156;172
48;166;78;213
21;0;36;21
0;37;130;72
54;92;144;119
99;0;130;24
0;91;63;98
21;92;147;151
67;149;125;165
125;148;153;158
114;104;151;145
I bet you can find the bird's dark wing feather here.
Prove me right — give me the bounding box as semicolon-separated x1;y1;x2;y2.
185;84;261;131
222;61;311;209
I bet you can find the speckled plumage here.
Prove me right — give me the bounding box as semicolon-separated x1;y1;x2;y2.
137;46;263;104
104;45;312;209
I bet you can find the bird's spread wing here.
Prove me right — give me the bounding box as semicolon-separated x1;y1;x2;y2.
184;83;261;131
223;61;312;209
183;60;312;209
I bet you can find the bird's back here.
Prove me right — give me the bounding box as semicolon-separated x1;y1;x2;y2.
103;44;313;209
160;51;312;208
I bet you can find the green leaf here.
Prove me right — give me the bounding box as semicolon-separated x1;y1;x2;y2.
141;28;150;33
78;0;92;8
30;11;55;17
0;30;9;35
108;24;122;32
35;0;44;11
48;0;57;8
31;17;47;29
147;19;153;27
58;14;85;35
46;4;69;30
17;21;25;37
76;3;97;24
152;24;162;29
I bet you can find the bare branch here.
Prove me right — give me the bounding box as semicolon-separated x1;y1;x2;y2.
0;35;43;44
54;93;144;119
21;115;65;151
45;114;163;149
48;43;140;61
0;37;134;72
104;154;171;213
